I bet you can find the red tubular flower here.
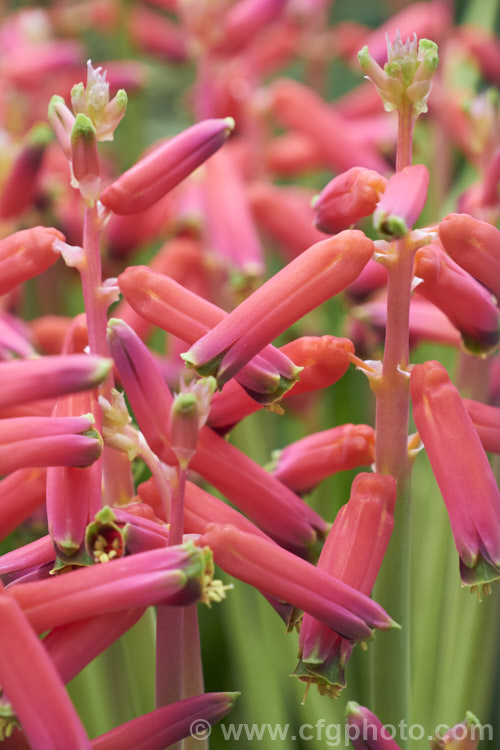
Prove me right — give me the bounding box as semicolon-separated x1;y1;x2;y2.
208;335;354;432
414;241;499;353
198;523;396;641
373;165;429;238
0;227;64;296
463;398;500;455
271;78;390;174
91;692;239;750
100;118;234;214
410;361;500;585
118;266;301;403
345;702;401;750
0;595;91;749
249;182;326;260
439;213;500;298
182;230;374;388
296;473;395;697
313;167;387;234
0;355;112;409
272;424;375;494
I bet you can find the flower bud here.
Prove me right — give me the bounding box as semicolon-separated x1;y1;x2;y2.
373;164;428;238
313;167;387;234
71;113;101;204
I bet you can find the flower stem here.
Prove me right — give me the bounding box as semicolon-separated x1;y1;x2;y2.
81;205;109;362
370;100;415;741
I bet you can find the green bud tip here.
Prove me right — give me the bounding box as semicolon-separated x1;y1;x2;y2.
94;506;117;524
92;357;113;383
465;711;480;728
224;116;236;133
48;94;65;118
310;194;319;209
345;701;362;718
419;38;439;72
358;46;370;68
114;89;128;109
376;214;409;239
72;113;97;141
173;392;198;414
71;82;85;99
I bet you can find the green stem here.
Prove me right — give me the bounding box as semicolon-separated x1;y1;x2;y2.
371;101;415;742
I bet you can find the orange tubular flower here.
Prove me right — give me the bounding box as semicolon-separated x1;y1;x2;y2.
313;167;387;234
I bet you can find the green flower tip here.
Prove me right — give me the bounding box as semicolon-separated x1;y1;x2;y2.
310;194;319;209
345;701;362;718
115;89;128;108
465;711;480;728
92;357;114;383
72;113;97;142
173;391;198;415
224;116;236;133
358;45;370;68
375;213;409;239
94;505;117;525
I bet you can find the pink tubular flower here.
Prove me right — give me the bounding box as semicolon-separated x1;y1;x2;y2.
0;535;55;584
439;213;500;298
47;392;102;562
182;230;374;387
71;114;101;204
463;398;500;455
265;132;323;177
100;118;235;214
0;595;91;749
203;146;264;276
271;424;375;494
0;468;47;543
271;78;390;174
7;542;212;633
0;124;52;220
345;702;401;750
198;523;396;641
208;335;354;432
410;361;500;584
118;266;302;403
0;227;64;296
91;692;239;750
373;165;429;238
249;182;326;260
44;609;146;686
0;354;112;409
296;473;395;697
313;167;387;234
414;241;499;353
191;427;327;554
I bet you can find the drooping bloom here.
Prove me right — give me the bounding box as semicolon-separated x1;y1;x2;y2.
91;692;239;750
373;165;429;238
345;702;401;749
296;473;395;697
182;230;374;388
100;118;235;214
414;241;499;354
271;424;375;494
463;398;500;455
438;213;500;298
198;523;396;641
410;361;500;585
313;167;387;234
0;123;52;220
0;595;91;749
